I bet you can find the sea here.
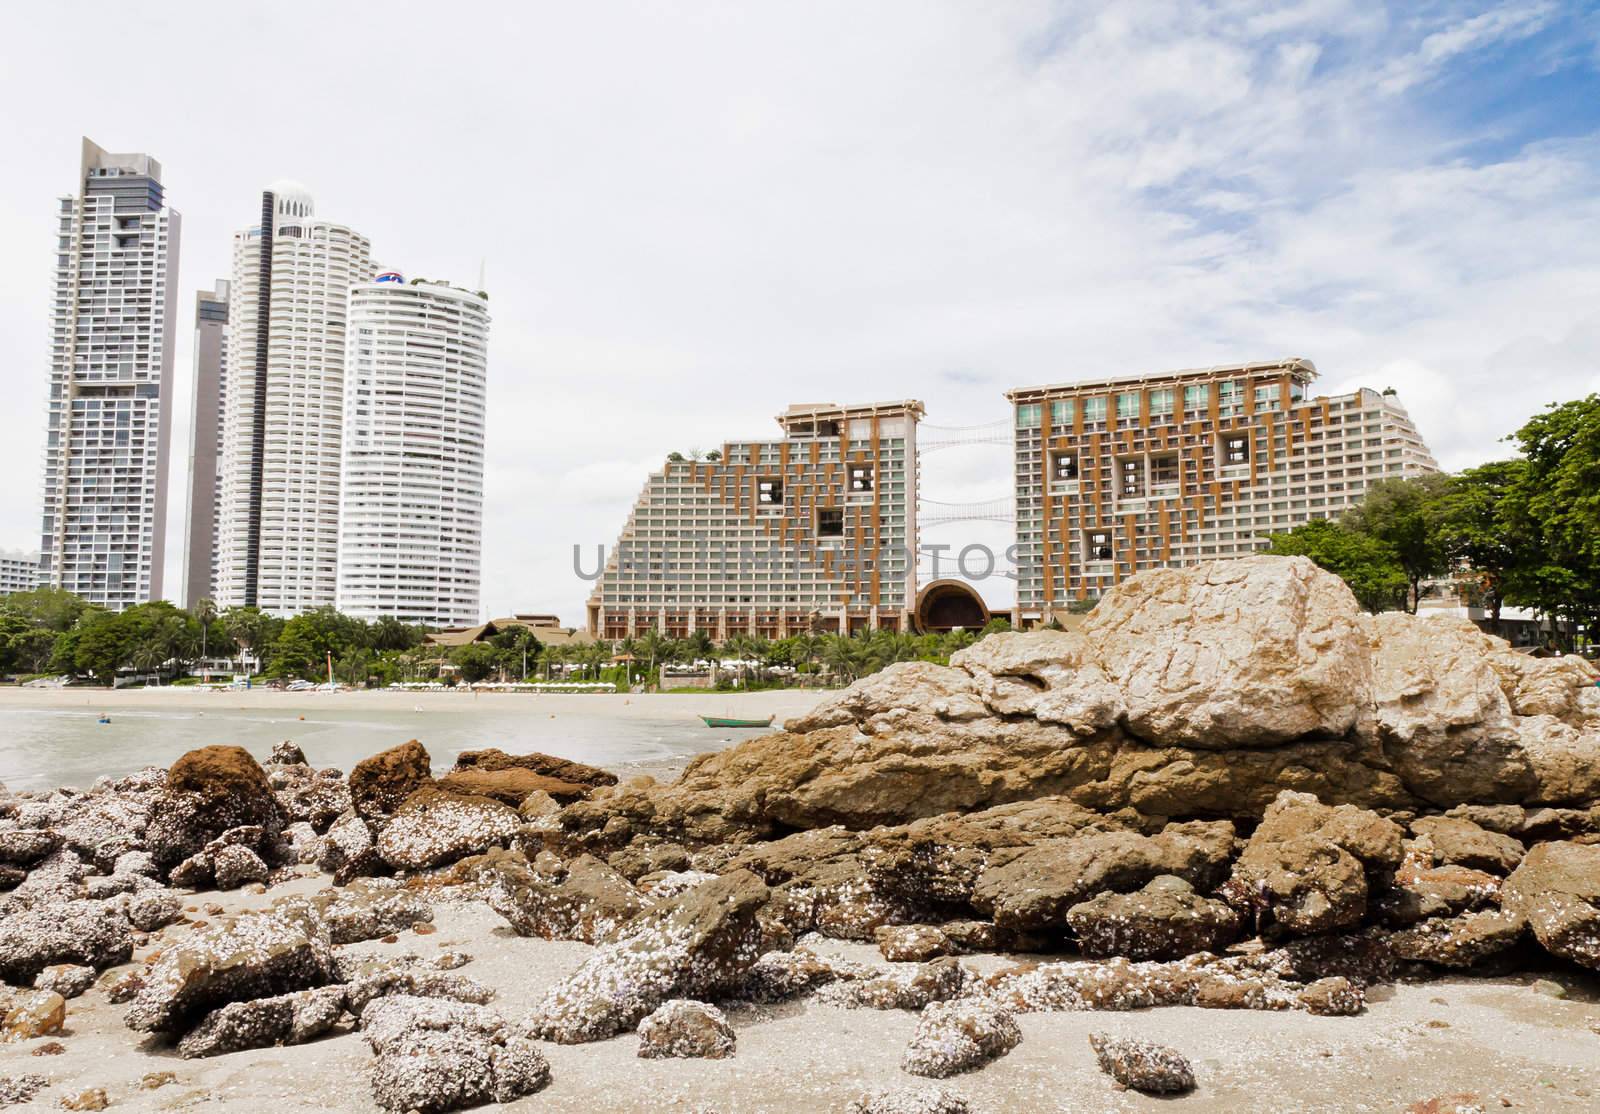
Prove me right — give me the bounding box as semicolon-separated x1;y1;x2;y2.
0;700;751;792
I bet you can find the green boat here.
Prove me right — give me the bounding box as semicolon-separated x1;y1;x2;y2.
700;715;775;729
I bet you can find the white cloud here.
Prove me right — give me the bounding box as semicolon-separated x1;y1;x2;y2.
0;0;1594;622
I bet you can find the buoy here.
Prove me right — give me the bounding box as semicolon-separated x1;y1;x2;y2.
298;715;305;721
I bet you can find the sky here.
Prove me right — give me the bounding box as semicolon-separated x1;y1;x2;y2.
1;0;1597;619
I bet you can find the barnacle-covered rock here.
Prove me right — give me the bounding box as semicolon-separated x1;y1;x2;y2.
375;787;521;871
818;956;968;1011
348;740;433;822
845;1088;972;1114
900;999;1020;1078
876;925;954;963
1088;1032;1195;1094
177;985;346;1058
635;999;736;1059
32;963;96;1000
361;994;549;1113
483;852;643;943
146;746;281;873
0;898;132;983
1067;875;1241;960
1502;841;1600;969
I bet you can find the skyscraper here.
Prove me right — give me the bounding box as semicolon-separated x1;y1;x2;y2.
181;280;228;607
215;184;374;614
39;138;181;610
335;275;491;627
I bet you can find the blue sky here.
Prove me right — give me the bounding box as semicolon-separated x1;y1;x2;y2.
0;1;1597;615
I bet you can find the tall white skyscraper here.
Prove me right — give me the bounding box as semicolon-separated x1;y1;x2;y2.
336;275;490;627
181;279;228;607
215;184;374;614
39;138;181;610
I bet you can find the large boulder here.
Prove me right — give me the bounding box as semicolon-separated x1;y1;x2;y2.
362;995;549;1113
1081;555;1371;747
0;899;133;983
1390;910;1526;969
1502;842;1600;969
1067;875;1241;960
484;853;643;943
124;899;335;1034
526;869;769;1043
349;741;433;822
176;985;346;1058
1407;816;1525;875
269;765;351;831
450;749;616;791
145;746;281;871
376;787;522;871
971;822;1234;931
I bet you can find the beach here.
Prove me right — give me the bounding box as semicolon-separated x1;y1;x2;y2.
0;687;829;792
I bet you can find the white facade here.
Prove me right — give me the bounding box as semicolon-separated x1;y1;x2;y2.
0;552;41;596
215;184;374;614
335;278;490;627
39;138;180;610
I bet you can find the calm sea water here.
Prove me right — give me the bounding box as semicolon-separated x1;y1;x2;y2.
0;703;747;792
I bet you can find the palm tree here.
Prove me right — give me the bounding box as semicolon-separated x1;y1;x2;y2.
190;597;217;673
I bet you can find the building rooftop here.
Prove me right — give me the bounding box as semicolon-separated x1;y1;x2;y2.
1006;358;1318;401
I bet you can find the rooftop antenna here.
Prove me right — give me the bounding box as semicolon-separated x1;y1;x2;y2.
477;256;486;293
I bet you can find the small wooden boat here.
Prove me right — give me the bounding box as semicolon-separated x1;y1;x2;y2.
699;715;774;729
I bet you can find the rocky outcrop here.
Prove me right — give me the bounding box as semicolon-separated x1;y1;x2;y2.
526;869;769;1043
348;740;433;822
635;999;736;1059
900;999;1020;1078
440;748;617;805
1088;1032;1195;1094
361;995;549;1113
177;985;346;1058
1067;876;1241;960
0;899;132;983
484;852;643;943
1502;842;1600;969
146;746;282;872
375;787;521;871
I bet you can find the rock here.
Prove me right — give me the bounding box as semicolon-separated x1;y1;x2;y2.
361;994;549;1113
0;989;65;1041
0;1075;46;1106
1230;791;1403;936
1376;855;1502;927
736;948;871;1004
339;955;495;1016
635;999;736;1059
451;748;617;789
146;746;281;872
113;850;158;878
1407;816;1525;875
348;740;433;822
786;660;991;735
177;985;346;1058
1067;875;1241;960
0;899;132;983
820;956;968;1011
124;899;334;1034
139;1072;176;1089
375;787;521;871
845;1089;972;1114
212;844;270;890
1404;1095;1487;1114
269;741;308;766
1297;976;1364;1016
876;925;953;963
0;829;61;867
1530;978;1566;999
642;870;718;901
484;852;643;944
1084;555;1371;747
972;822;1234;931
1502;841;1600;969
270;765;352;831
315;811;374;875
1390;910;1526;969
435;767;591;807
526;869;769;1043
280;821;321;864
900;999;1021;1078
33;964;95;999
1088;1032;1195;1094
308;880;433;945
125;889;183;933
59;1088;109;1111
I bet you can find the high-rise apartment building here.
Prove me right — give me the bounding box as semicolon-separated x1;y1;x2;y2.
588;400;923;638
181;280;228;607
1007;358;1438;622
38;138;180;610
335;275;491;627
0;552;41;596
215;183;374;614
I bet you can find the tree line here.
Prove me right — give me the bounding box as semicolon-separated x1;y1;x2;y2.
1267;395;1600;648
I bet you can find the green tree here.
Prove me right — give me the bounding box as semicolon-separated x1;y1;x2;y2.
1507;396;1600;647
1437;460;1532;635
268;607;367;679
1268;518;1407;613
190;597;218;661
1341;473;1455;612
222;607;282;672
0;586;90;632
450;642;501;683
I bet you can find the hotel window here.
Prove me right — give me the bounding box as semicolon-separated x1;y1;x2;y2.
1149;389;1174;419
1083;396;1107;424
1150;454;1180;489
1049;398;1075;426
1119;459;1143;497
1218;380;1244;417
1221;434;1250;468
1183;384;1208;413
1016;403;1042;429
1051;451;1078;483
1085;530;1114;561
847;464;874;494
1255;385;1279;412
817;508;844;537
756;477;783;508
1116;392;1141;421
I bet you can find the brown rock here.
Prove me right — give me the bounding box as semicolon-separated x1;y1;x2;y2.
451;748;617;789
876;926;954;963
1390;909;1527;968
1407;816;1525;874
435;767;590;806
1;989;65;1041
1501;842;1600;969
1298;976;1364;1016
1087;1032;1195;1094
374;786;521;871
58;1088;108;1111
146;746;281;871
348;741;433;821
1067;875;1241;960
484;853;644;943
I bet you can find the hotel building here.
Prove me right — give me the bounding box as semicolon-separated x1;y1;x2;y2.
38;138;180;610
0;552;41;596
181;279;228;606
215;183;375;614
335;275;491;627
587;401;923;639
1008;358;1438;622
